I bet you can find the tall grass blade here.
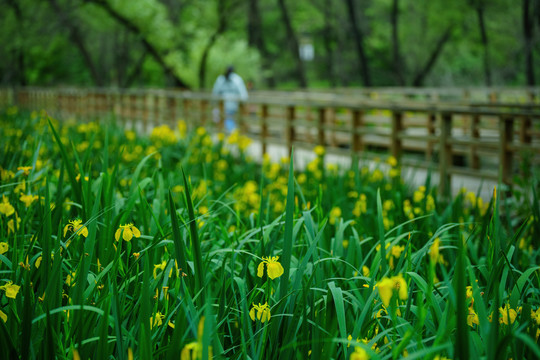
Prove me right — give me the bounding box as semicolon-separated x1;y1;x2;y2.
328;282;347;353
47;118;84;216
376;188;387;275
20;270;33;360
0;319;17;359
454;234;469;360
167;190;190;290
139;255;152;359
279;150;295;299
181;168;205;306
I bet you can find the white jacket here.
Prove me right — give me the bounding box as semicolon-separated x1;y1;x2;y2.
212;73;248;113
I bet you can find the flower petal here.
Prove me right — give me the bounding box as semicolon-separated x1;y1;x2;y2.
80;227;89;238
5;284;20;299
257;262;265;278
123;228;133;241
115;228;121;242
266;262;284;280
249;307;255;321
261;308;270;323
131;226;141;238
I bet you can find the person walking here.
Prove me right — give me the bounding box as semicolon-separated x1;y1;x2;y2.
212;65;248;133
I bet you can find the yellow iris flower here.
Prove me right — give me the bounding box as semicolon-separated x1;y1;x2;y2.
350;346;370;360
63;219;89;238
531;308;540;325
429;238;441;264
115;223;141;241
150;312;165;329
17;166;32;176
181;317;213;360
0;281;20;299
376;274;408;308
314;145;325;156
499;304;517;325
19;194;38;207
467;306;480;327
249;302;271;323
257;256;284;280
0;195;15;216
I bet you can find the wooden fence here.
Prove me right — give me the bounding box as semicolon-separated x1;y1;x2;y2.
1;87;540;195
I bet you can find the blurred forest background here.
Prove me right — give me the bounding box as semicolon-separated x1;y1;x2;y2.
1;0;539;90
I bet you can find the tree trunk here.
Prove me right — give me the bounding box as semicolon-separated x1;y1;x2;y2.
277;0;308;88
124;52;147;87
523;0;535;86
475;4;492;86
412;26;453;87
247;0;276;87
391;0;405;85
48;0;104;86
322;0;336;87
344;0;372;86
199;0;228;90
87;0;190;88
6;0;27;85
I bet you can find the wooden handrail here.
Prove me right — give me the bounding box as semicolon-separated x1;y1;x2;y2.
2;86;540;196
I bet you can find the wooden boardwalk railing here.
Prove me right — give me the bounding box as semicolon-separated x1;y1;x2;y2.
1;87;539;196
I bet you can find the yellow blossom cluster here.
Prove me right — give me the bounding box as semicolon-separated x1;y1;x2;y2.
233;180;260;216
227;130;252;151
376;274;408;307
150;124;178;147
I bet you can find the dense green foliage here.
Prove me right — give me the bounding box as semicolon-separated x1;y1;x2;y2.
1;108;540;359
1;0;538;88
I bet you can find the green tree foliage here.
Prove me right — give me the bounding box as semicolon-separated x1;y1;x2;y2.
0;0;538;88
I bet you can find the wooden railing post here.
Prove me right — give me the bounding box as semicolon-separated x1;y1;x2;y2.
153;92;160;128
426;113;436;161
528;89;537;103
286;105;295;156
107;90;113;115
130;93;137;130
75;90;82;119
113;91;121;125
217;100;224;132
520;116;532;144
89;90;97;120
462;89;470;135
391;111;403;162
489;91;498;103
200;99;208;127
500;116;514;186
469;115;480;169
167;95;177;126
142;93;149;133
329;108;337;147
183;97;192;128
439;112;453;197
238;102;245;133
317;107;325;146
351;109;364;155
261;104;269;155
519;115;533;178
